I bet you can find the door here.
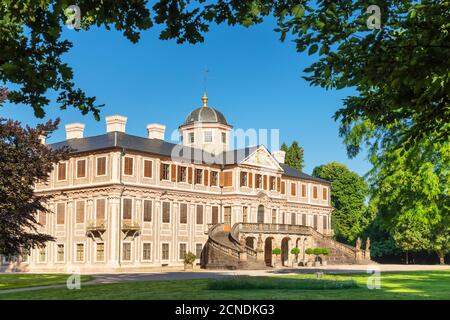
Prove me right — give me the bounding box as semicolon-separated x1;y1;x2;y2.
224;206;231;232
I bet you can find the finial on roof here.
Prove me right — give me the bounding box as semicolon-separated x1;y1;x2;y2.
202;92;208;108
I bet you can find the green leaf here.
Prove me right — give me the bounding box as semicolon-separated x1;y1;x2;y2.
292;5;305;18
308;44;318;55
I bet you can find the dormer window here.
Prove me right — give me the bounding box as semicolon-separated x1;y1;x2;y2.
204;131;212;143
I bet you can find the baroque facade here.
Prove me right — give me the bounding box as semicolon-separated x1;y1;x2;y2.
1;94;346;272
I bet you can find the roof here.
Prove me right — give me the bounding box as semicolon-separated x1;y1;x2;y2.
181;106;229;127
49;132;330;183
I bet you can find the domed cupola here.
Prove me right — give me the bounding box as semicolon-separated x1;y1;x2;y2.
179;94;232;154
181;94;229;127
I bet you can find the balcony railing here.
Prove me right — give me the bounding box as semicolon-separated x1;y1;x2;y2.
121;219;141;231
86;219;107;232
238;223;312;235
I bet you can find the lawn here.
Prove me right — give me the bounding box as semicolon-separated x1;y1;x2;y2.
0;274;93;291
0;271;449;300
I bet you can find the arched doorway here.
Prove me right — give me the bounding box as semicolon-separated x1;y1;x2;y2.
257;205;265;223
245;237;255;249
281;237;291;266
264;237;274;266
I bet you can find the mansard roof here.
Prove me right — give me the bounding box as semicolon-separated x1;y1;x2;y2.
49;132;329;184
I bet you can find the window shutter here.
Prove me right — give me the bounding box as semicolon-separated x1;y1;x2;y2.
160;162;164;180
224;172;232;187
171;164;177;182
77;160;86;178
277;177;281;192
58;163;66;180
188;167;193;184
281;181;286;194
144;160;152;178
57;203;65;224
204;170;209;186
96;199;105;220
249;173;253;188
263;175;267;190
219;172;224;187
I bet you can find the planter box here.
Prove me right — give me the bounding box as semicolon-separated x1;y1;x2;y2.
184;263;193;271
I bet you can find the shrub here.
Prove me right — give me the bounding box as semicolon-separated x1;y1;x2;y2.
321;248;330;256
272;248;281;255
305;248;314;255
184;252;196;265
291;247;300;255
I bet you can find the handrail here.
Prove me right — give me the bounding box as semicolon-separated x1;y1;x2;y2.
230;223;257;257
208;223;240;253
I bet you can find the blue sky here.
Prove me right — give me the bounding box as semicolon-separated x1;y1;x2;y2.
0;19;370;176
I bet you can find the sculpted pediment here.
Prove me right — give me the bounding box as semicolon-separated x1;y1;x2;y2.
240;146;283;172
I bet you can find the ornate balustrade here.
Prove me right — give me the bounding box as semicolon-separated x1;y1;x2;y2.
238;223;312;235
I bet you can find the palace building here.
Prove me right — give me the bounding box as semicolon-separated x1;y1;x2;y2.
1;94;369;272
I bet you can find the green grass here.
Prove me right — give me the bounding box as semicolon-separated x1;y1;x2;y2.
0;271;449;300
208;276;358;290
0;274;93;290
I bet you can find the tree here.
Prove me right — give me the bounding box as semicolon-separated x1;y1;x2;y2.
0;87;7;104
281;141;305;171
3;1;447;146
312;162;370;245
0;118;69;256
369;135;450;264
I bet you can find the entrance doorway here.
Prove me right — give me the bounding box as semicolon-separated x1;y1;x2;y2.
264;237;273;266
224;206;231;231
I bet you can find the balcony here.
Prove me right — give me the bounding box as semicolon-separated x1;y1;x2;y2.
86;219;107;241
121;219;141;240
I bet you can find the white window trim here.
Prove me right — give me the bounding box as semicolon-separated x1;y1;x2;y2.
75;158;87;179
75;242;85;263
194;168;203;185
161;162;171;181
95;242;105;263
121;242;133;262
56;161;68;181
142;158;153;178
161;242;170;261
142;242;152;262
204;131;213;143
322;187;328;201
95;156;108;177
123;156;134;177
122;198;134;220
95;198;107;222
56;202;66;225
178;242;188;261
301;183;308;198
313;185;319;200
75;200;86;225
56;243;65;263
142;199;153;223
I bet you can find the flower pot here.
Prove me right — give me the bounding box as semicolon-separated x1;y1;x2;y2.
314;261;321;267
184;263;193;271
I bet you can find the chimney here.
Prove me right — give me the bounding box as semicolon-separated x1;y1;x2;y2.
147;123;166;140
272;150;286;164
38;135;46;145
105;115;127;133
65;123;85;140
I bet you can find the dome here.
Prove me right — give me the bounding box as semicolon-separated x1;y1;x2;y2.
180;94;230;127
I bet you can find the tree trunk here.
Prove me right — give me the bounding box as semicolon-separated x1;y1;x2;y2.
437;250;445;265
405;251;409;265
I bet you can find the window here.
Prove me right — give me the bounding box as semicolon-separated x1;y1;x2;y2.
240;172;248;187
196;205;204;224
204;131;212;143
143;160;152;178
301;184;307;197
39;247;46;262
96;243;105;262
291;213;296;225
161;163;170;180
178;166;187;182
123;243;131;261
255;174;262;189
323;216;328;230
123;198;132;220
313;186;318;199
323;188;328;200
210;171;218;186
221;132;226;143
212;206;219;224
124;157;133;175
57;244;64;262
281;181;286;194
313;215;318;230
302;214;307;226
162;202;170;223
76;159;86;178
291;183;297;196
143;200;152;222
57;162;66;181
189;132;195;143
57;203;65;225
76;200;85;223
195;243;203;258
38;211;46;225
162;243;169;260
76;244;84;262
179;243;187;260
179;203;187;224
142;243;152;261
272;209;277;224
242;206;248;223
270;176;276;190
195;169;203;184
96;199;105;221
96;157;106;176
